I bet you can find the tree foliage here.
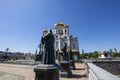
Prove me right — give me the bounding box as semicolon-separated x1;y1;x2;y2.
80;51;120;59
116;52;120;57
92;51;98;58
80;51;98;59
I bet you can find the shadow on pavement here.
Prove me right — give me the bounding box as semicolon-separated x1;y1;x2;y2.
72;74;86;78
75;68;85;70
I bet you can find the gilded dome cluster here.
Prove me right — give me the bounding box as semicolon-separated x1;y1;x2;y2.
53;21;69;29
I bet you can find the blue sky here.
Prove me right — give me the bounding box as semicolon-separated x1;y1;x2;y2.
0;0;120;53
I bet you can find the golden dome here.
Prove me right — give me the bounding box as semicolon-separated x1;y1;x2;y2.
43;29;48;32
72;49;79;53
69;34;73;38
54;21;64;28
53;21;69;29
63;24;69;28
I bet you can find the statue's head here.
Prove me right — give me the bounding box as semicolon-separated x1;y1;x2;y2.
50;29;52;33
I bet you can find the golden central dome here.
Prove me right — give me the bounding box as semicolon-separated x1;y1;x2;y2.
53;21;69;29
54;21;64;27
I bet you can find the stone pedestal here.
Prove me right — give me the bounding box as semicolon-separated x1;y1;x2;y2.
34;64;59;80
58;53;64;61
59;61;72;78
70;60;76;70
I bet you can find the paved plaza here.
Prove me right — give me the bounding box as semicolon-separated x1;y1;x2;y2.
0;62;87;80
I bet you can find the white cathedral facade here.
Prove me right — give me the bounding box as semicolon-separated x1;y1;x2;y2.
42;21;79;54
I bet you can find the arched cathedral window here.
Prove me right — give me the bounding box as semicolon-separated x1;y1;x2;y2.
59;29;60;34
65;29;67;33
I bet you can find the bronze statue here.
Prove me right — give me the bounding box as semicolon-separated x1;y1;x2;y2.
61;43;69;61
41;30;55;64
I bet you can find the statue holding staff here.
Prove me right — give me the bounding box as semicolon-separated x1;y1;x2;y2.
41;30;55;64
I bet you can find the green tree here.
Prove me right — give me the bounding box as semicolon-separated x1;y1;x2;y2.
80;53;85;58
88;53;92;58
80;53;89;58
114;53;117;57
84;53;88;58
117;52;120;57
92;51;98;58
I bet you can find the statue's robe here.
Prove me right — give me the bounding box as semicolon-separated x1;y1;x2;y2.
41;32;55;64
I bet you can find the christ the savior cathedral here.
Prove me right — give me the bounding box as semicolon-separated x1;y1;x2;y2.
42;21;80;58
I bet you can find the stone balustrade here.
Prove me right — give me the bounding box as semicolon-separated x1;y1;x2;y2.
86;63;120;80
1;59;41;65
84;59;120;75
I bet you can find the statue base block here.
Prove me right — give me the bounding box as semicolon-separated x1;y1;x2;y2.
34;64;59;80
70;60;76;70
59;61;72;78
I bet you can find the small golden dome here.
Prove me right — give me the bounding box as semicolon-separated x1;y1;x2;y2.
63;24;69;28
69;34;73;38
72;49;79;53
43;29;48;32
